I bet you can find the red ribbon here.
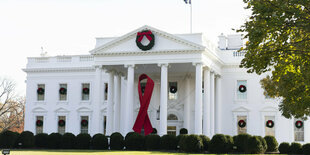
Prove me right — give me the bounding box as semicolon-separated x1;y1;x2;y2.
132;74;154;135
137;31;153;42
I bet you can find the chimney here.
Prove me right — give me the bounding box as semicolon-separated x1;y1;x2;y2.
218;33;227;50
227;34;242;50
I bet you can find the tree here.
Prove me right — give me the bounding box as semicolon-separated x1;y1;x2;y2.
238;0;310;118
0;78;25;132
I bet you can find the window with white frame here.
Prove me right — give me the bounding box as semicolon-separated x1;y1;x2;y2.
80;116;89;134
104;83;108;101
58;116;66;135
237;80;247;100
81;83;90;101
294;119;304;141
265;116;275;136
103;115;107;135
59;84;67;101
37;84;45;101
36;116;43;134
169;82;178;100
237;116;247;134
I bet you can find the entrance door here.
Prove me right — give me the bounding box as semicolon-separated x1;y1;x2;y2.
167;114;178;136
167;126;177;136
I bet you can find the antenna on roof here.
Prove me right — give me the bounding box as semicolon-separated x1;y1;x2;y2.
40;47;48;57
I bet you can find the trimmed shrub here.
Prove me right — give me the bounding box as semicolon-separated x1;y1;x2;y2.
151;128;157;134
160;134;177;150
47;133;62;149
62;133;76;149
257;136;267;153
0;130;19;148
209;134;228;153
302;143;310;154
279;142;290;154
35;133;48;148
179;128;188;134
110;132;124;150
75;133;91;149
16;131;35;148
178;134;188;152
145;134;160;150
290;142;302;154
199;135;210;151
225;135;234;153
233;133;251;153
248;136;265;154
182;134;203;153
91;134;108;150
264;135;278;152
124;132;145;150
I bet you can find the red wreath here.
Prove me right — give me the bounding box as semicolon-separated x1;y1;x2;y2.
136;30;155;51
81;119;88;126
59;87;67;95
82;88;89;94
36;120;43;127
266;120;274;128
295;120;303;129
37;88;45;95
238;120;246;128
58;120;65;127
239;85;247;93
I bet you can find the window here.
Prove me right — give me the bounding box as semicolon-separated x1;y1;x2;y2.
265;116;275;136
140;82;146;95
81;116;89;134
167;126;176;136
37;84;45;101
237;80;247;100
58;116;66;135
103;115;107;135
294;119;304;141
104;83;108;101
167;114;178;120
237;116;247;134
36;116;43;134
59;84;67;101
82;83;90;101
169;82;178;100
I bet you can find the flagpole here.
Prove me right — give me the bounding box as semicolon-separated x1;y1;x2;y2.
190;2;192;33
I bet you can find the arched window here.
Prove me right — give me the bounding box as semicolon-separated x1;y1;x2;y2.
167;114;178;120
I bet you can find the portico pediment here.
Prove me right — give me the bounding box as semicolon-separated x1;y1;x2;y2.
90;25;205;55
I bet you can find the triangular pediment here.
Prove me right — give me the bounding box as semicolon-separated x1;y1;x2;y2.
232;106;250;112
55;107;70;113
90;25;205;55
32;107;47;113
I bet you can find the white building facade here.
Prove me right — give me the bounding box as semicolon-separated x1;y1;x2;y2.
23;26;310;143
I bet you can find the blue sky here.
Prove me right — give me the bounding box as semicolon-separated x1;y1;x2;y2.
0;0;250;95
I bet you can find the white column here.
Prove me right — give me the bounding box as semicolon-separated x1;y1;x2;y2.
124;64;135;134
158;63;168;136
107;71;114;135
183;75;191;132
210;71;215;136
203;68;211;137
215;75;222;134
113;73;121;132
92;66;102;135
194;63;203;135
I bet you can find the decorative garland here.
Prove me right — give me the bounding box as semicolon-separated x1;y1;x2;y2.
170;86;177;94
136;30;155;51
82;88;89;95
59;87;67;95
36;120;43;127
37;88;45;95
295;120;303;129
266;120;274;128
239;85;247;93
58;120;66;127
81;119;88;127
238;120;246;128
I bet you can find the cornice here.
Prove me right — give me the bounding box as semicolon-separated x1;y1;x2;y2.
93;49;203;56
22;67;95;73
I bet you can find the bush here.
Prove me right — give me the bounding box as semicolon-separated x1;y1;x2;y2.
91;134;108;150
61;133;75;149
209;134;228;153
257;136;267;153
179;128;188;134
302;143;310;154
182;134;203;153
75;133;91;149
290;142;302;154
178;134;188;152
160;134;177;150
199;135;210;151
0;130;19;148
233;133;251;153
35;133;48;148
151;128;157;134
16;131;35;148
248;136;265;154
225;135;234;153
47;133;62;149
279;142;290;154
145;134;160;150
110;132;124;150
264;135;278;152
124;132;145;150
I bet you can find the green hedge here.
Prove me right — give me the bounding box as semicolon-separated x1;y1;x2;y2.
124;132;145;150
91;133;108;150
35;133;48;148
290;142;302;154
179;128;188;134
0;130;19;148
279;142;290;154
302;143;310;154
61;133;76;149
110;132;124;150
145;134;160;150
75;133;91;149
257;136;267;153
160;134;177;150
181;134;203;153
264;135;278;152
47;133;62;149
248;136;265;154
233;133;251;153
199;135;210;151
209;134;228;153
16;131;35;148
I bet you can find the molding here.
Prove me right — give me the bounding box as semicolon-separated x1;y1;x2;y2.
23;67;95;73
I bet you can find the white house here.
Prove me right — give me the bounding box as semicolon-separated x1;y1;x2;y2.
23;25;309;143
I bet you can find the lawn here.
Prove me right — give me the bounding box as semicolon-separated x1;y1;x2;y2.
8;150;280;155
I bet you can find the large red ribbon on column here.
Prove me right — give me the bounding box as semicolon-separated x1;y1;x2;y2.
132;74;154;135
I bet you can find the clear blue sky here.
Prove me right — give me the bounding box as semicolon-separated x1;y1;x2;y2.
0;0;250;95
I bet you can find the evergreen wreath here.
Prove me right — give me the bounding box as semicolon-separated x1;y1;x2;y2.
170;86;177;94
58;120;65;127
266;120;274;128
59;87;67;95
295;120;303;129
239;85;247;93
82;88;89;94
238;120;246;128
136;30;155;51
37;88;45;95
36;120;43;127
81;119;88;127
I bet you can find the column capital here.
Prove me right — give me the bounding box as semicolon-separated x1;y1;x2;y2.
157;63;169;67
203;66;211;71
192;62;203;66
106;69;115;74
94;65;103;69
215;74;221;78
124;64;135;68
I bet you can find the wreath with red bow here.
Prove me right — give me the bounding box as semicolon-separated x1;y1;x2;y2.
36;120;43;127
295;120;303;129
37;88;45;95
136;30;155;51
82;88;89;94
238;120;246;128
59;87;67;95
81;119;88;127
266;120;274;128
239;85;247;93
170;86;178;94
58;120;65;127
